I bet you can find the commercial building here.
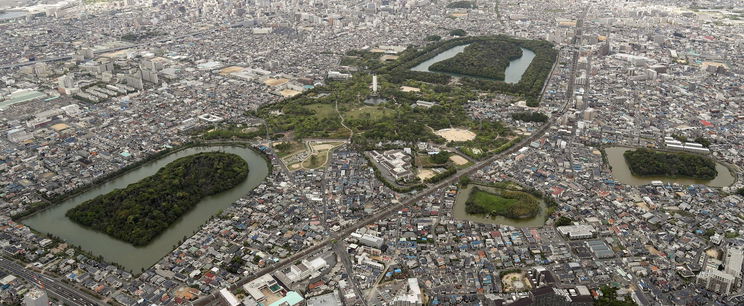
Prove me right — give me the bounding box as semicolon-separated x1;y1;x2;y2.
724;246;744;280
285;256;328;283
243;274;280;303
697;269;735;295
219;288;240;306
369;150;414;181
393;278;423;305
586;240;615;258
23;288;48;306
556;225;595;240
663;137;710;154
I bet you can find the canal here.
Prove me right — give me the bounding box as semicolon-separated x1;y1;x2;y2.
23;145;269;272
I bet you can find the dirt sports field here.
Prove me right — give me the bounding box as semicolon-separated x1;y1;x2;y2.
449;155;469;165
417;169;436;181
435;128;476;142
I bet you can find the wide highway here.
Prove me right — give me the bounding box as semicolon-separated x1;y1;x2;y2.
0;257;103;306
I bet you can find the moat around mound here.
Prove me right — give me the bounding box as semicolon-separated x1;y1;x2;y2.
66;152;249;246
623;148;717;180
604;146;735;187
454;184;548;227
23;146;269;272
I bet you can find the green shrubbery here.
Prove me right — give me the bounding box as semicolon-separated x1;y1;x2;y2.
450;29;468;37
465;187;540;219
425;35;442;41
511;111;548;122
428;151;453;164
446;1;476;8
623;148;717;180
430;41;522;81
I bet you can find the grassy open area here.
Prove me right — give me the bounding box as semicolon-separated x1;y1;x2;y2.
280;141;345;170
345;105;393;120
465;187;540;219
302;150;330;169
304;103;337;119
273;141;306;157
257;35;555;157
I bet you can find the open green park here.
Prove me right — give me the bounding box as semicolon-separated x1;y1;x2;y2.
257;35;556;160
465;186;541;219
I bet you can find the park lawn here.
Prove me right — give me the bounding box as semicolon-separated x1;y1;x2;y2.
304;103;337;119
345;106;393;121
327;127;352;139
274;141;306;157
417;154;450;168
302;150;330;169
470;189;520;216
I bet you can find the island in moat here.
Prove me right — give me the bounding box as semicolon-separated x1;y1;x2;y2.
428;39;524;81
464;186;541;219
623;148;717;180
65;152;250;246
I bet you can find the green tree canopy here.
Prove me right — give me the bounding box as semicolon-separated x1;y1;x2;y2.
66;152;249;246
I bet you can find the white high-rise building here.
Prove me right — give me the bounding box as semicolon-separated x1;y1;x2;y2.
372;75;378;93
583;107;596;121
724;246;744;280
23;288;48;306
696;246;744;296
58;74;75;91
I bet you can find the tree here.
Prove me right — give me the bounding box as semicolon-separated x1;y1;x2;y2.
595;285;637;306
555;216;573;226
623;148;717;180
429;40;522;80
66;153;250;246
429;151;453;164
449;29;467;37
425;35;442;41
274;142;291;151
671;134;687;142
446;1;476;8
694;136;711;148
511;111;548;123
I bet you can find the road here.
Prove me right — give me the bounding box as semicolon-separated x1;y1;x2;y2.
5;10;581;306
193;42;574;305
12;10;584;304
333;242;367;306
0;257;103;306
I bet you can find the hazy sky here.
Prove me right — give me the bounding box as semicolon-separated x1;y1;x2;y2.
0;0;27;9
0;0;64;9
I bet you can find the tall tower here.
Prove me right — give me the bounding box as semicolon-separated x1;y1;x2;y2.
372;75;378;94
724;246;744;280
